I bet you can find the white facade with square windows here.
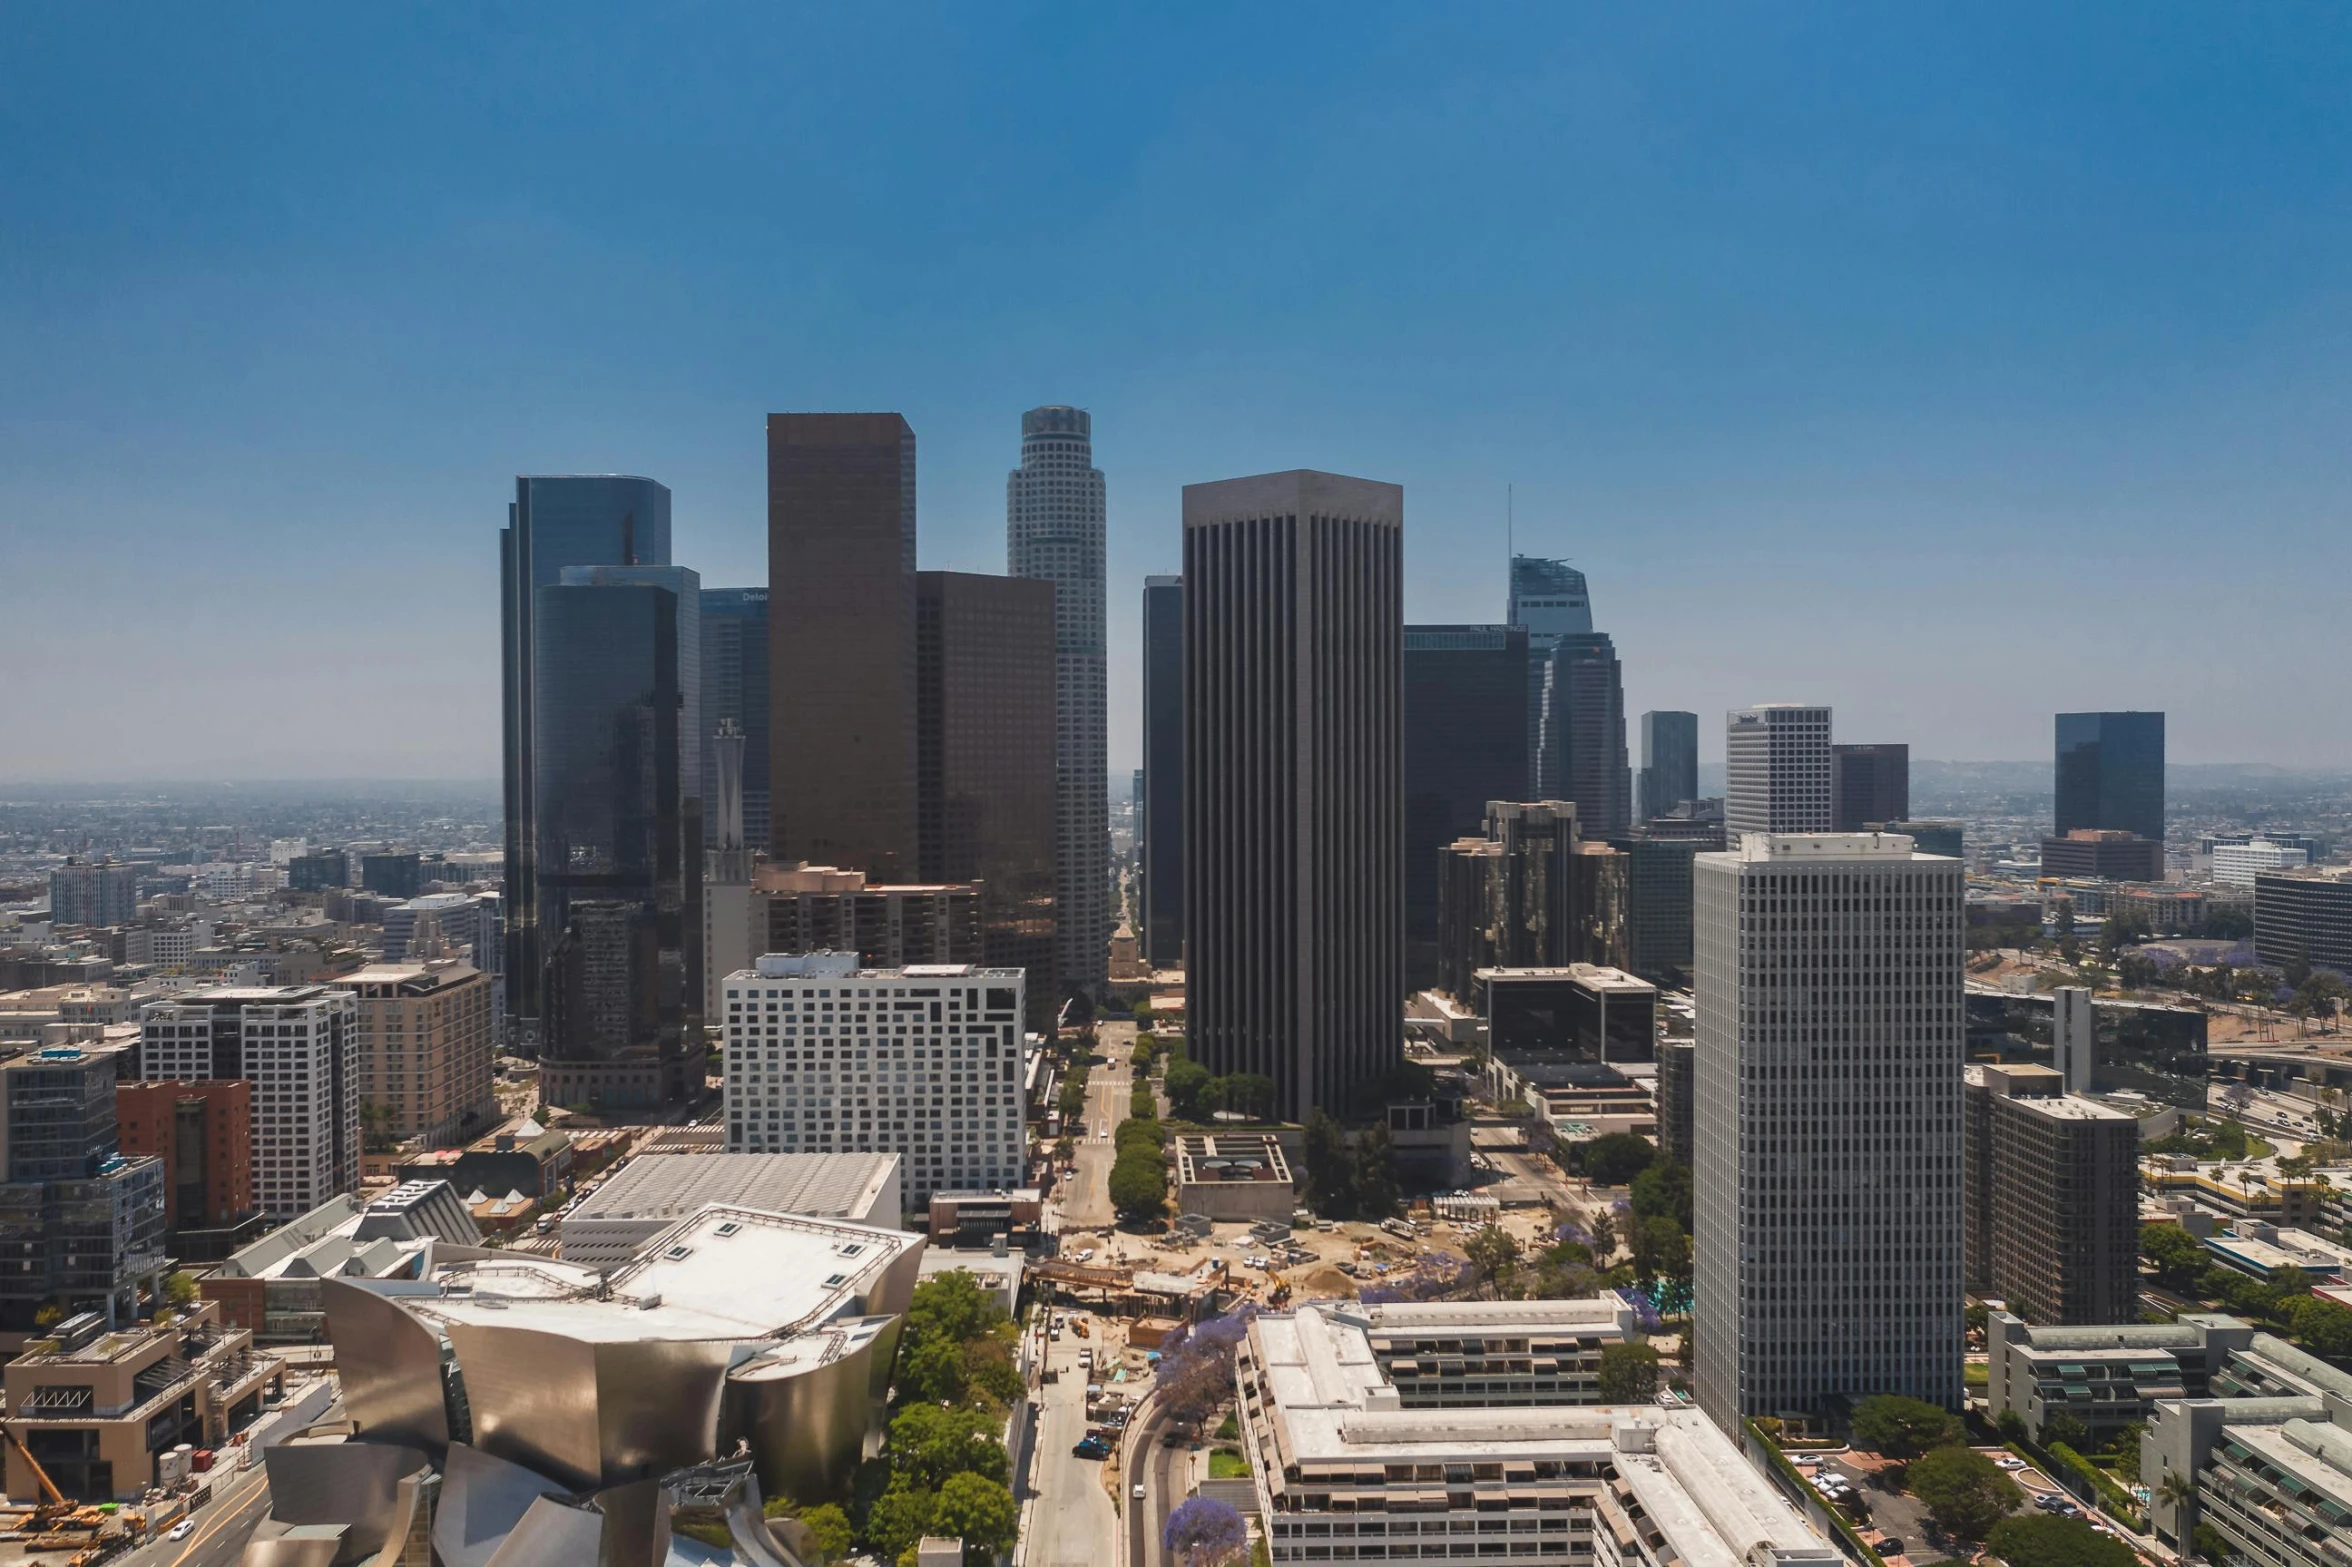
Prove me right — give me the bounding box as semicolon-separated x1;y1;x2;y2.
1691;832;1965;1429
137;984;359;1223
722;953;1027;1207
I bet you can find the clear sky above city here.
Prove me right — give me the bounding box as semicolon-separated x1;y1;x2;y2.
4;3;2348;780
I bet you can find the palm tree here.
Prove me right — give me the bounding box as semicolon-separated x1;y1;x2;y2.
2159;1471;2196;1529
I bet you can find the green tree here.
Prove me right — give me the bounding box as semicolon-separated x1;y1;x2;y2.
863;1484;936;1562
1908;1445;2019;1539
1578;1132;1658;1186
1353;1123;1401;1219
1850;1393;1964;1459
1109;1152;1168;1219
1629;1216;1691;1289
1464;1226;1524;1298
1165;1058;1216;1120
2290;1294;2352;1357
2040;1412;2093;1452
1224;1074;1276;1121
908;1270;1006;1349
1596;1341;1662;1402
1629;1159;1693;1231
962;1336;1026;1407
1302;1110;1357;1217
2139;1222;2208;1291
1117;1117;1169;1157
898;1337;969;1405
799;1503;855;1563
888;1404;1009;1491
929;1472;1019;1565
164;1271;199;1308
1587;1210;1617;1260
1983;1514;2135;1567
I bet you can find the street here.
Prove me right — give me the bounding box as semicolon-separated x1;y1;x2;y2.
116;1466;272;1567
1059;1020;1135;1230
1021;1323;1120;1567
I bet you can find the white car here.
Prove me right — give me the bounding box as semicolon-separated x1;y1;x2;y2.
169;1520;195;1542
1995;1456;2026;1471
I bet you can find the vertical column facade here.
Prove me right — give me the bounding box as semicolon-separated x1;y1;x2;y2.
1638;711;1700;822
1007;405;1108;997
768;413;918;880
1183;471;1403;1122
1693;832;1964;1429
1141;575;1186;969
1724;704;1833;838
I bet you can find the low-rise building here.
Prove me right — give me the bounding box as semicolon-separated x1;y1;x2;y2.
2143;1334;2352;1561
2256;867;2352;976
201;1181;480;1341
560;1151;901;1269
2040;830;2164;883
1987;1312;2253;1444
1236;1305;1838;1567
1;1300;286;1502
1347;1297;1638;1407
1175;1134;1296;1222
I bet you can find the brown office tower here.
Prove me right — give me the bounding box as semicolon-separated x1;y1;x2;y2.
1183;471;1403;1122
916;571;1060;1030
1964;1063;2140;1323
768;413;919;879
115;1079;262;1262
1831;743;1910;832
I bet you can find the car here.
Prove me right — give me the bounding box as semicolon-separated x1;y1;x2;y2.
1133;1483;1147;1500
1995;1456;2026;1471
168;1521;195;1542
1074;1438;1112;1460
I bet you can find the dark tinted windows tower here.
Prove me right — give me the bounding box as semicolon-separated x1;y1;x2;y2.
915;570;1060;1030
1141;576;1185;968
701;588;772;852
1831;743;1911;832
767;414;918;879
1638;711;1699;822
1403;625;1529;991
1184;471;1403;1122
499;474;672;1038
2054;711;2165;844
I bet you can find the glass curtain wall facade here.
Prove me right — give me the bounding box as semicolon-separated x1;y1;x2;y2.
1141;576;1185;969
2054;711;2166;844
1403;625;1529;992
500;475;672;1040
1638;711;1699;822
700;588;772;853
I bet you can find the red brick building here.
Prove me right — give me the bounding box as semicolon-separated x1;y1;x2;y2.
115;1080;260;1260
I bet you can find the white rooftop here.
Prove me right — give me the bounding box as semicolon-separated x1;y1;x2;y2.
569;1152;897;1223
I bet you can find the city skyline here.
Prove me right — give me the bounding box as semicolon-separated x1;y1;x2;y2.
8;7;2351;779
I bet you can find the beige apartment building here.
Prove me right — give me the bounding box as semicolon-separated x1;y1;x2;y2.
332;962;495;1147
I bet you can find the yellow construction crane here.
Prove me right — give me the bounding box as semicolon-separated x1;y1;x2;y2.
1;1425;72;1526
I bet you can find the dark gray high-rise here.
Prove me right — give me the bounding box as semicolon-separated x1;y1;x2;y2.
1184;471;1402;1122
1831;743;1910;832
768;413;918;880
1507;555;1591;788
1141;575;1185;968
1403;625;1529;991
2054;712;2165;845
500;474;672;1039
1638;711;1699;822
1534;632;1631;837
532;576;694;1107
700;588;771;852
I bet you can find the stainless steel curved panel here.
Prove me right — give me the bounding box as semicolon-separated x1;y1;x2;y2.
434;1441;567;1567
257;1439;429;1554
587;1476;671;1567
867;1237;927;1319
481;1496;607;1567
239;1537;344;1567
445;1322;733;1490
727;1331;881;1504
321;1279;452;1452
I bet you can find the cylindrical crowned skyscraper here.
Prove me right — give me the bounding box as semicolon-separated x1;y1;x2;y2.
1183;470;1403;1122
1008;406;1109;998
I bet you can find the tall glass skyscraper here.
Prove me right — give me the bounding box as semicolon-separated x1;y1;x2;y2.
1008;405;1108;998
1403;624;1529;990
500;475;672;1042
1512;556;1628;837
700;588;771;853
532;578;695;1108
1638;711;1700;822
2055;711;2166;844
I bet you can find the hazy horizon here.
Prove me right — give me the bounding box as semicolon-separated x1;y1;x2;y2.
7;5;2348;779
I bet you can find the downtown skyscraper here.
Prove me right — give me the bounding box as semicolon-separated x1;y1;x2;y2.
1007;405;1108;999
1511;556;1630;838
500;474;672;1041
768;413;918;880
1141;575;1185;969
2054;710;2166;845
1724;704;1832;837
1184;471;1402;1122
1692;830;1965;1428
1638;711;1699;822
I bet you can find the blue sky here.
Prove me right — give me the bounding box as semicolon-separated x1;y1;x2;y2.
4;2;2348;779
